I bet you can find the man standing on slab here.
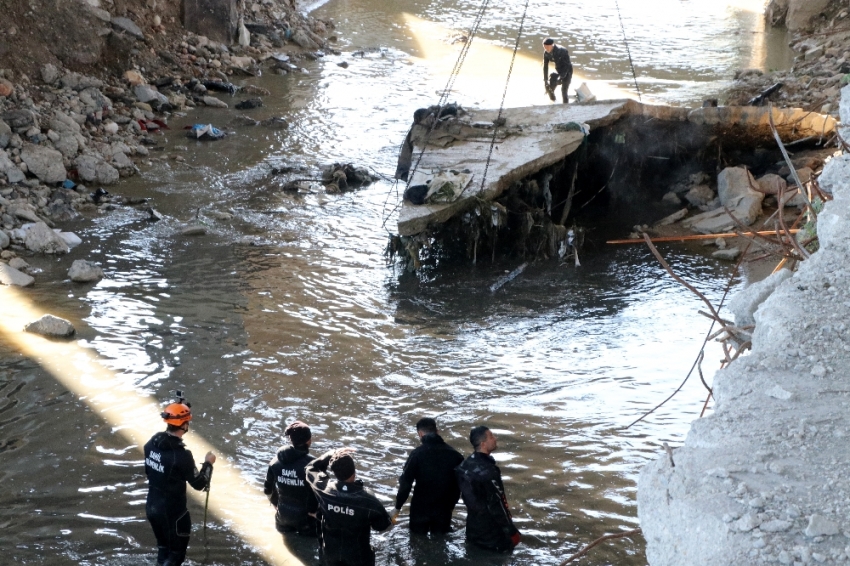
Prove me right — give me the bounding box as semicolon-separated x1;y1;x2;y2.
456;425;521;553
543;37;573;103
392;417;464;534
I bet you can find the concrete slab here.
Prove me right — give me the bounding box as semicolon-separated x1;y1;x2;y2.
397;101;630;236
396;101;836;237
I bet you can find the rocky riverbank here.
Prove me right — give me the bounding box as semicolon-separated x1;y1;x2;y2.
638;84;850;565
726;0;850;117
0;0;335;286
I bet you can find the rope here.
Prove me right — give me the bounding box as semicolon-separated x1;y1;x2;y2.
479;0;531;192
380;0;493;232
407;0;493;186
614;0;641;101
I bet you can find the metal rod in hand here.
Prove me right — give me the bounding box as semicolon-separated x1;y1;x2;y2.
203;486;210;531
203;480;211;532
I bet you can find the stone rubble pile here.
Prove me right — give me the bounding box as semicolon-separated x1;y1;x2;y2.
728;3;850;115
0;0;337;288
644;145;832;261
638;83;850;566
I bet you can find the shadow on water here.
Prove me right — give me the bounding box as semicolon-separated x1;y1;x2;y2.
0;0;777;564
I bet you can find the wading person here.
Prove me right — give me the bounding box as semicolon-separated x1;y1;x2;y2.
455;425;521;553
306;448;392;566
392;417;464;534
542;38;573;103
264;420;318;535
144;394;216;566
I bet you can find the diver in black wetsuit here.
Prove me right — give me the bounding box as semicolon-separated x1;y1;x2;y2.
264;420;318;535
306;448;392;566
144;394;215;566
392;417;464;534
456;425;521;553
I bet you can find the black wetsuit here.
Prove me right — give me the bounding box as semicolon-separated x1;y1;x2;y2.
394;432;464;533
456;452;518;553
543;44;573;103
306;452;392;566
144;432;212;566
263;445;318;535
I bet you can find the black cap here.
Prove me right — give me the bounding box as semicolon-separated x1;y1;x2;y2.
284;421;312;446
543;38;555;46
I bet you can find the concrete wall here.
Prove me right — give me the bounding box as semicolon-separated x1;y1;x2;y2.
638;86;850;565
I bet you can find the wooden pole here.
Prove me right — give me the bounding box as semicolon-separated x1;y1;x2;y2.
606;229;799;245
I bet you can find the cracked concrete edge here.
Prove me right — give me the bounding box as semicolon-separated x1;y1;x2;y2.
637;149;850;562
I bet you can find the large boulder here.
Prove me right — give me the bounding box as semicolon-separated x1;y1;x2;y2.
182;0;237;44
756;173;787;195
1;109;37;132
24;222;70;254
787;0;831;30
291;28;321;50
0;263;34;287
0;149;25;183
133;84;168;105
41;63;60;85
50;112;82;136
68;259;104;282
60;72;103;91
20;144;66;184
684;185;715;207
0;230;9;249
111;16;145;39
717;167;763;225
74;155;120;185
79;87;113;112
0;118;11;148
9;203;41;223
53;134;80;158
24;314;75;338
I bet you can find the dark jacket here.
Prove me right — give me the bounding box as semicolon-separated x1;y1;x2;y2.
456;452;517;552
543;44;572;80
395;433;464;530
144;432;212;514
264;445;317;529
306;451;392;566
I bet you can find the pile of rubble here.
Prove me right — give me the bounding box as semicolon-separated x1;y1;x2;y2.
726;2;850;116
646;147;832;261
0;0;338;286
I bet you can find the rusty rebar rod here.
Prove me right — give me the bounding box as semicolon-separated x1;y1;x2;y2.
559;528;643;565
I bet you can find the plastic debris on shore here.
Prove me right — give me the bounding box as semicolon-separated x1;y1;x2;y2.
186;124;225;140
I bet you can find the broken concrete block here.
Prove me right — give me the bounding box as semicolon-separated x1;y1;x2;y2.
717;167;763;225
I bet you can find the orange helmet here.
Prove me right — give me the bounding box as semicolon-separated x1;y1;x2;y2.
161;402;192;426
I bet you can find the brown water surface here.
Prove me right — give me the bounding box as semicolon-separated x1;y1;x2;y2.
0;1;788;564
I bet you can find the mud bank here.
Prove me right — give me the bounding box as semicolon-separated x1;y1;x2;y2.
638;85;850;565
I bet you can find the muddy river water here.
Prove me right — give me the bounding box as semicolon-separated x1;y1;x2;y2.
0;1;791;564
